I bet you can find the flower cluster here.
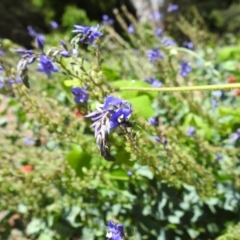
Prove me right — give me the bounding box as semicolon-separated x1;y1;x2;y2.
146;48;163;63
0;65;3;74
187;126;196;137
73;25;103;44
71;87;89;103
106;220;124;240
179;62;191;77
148;117;158;126
37;55;59;78
27;26;46;50
102;14;114;25
145;77;162;88
85;96;132;161
128;24;134;34
161;37;176;47
167;3;179;12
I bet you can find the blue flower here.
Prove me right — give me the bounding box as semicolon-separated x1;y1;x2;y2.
155;28;162;37
106;220;124;240
60;50;70;58
211;99;218;112
128;24;135;34
162;37;176;46
0;77;4;89
149;12;161;20
23;137;35;146
184;41;194;49
0;65;4;74
102;14;114;25
187;126;195;137
229;129;240;144
50;21;58;29
146;48;163;63
148;117;158;126
71;87;89;103
37;55;58;78
35;34;45;50
8;77;22;86
212;90;222;98
167;3;179;12
154;136;161;142
179;62;191;77
27;26;45;50
27;26;37;37
145;77;162;87
85;96;132;161
0;49;4;55
73;25;103;44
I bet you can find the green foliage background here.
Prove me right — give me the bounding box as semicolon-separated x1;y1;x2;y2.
1;1;240;240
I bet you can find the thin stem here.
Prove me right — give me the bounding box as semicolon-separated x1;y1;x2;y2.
120;83;240;93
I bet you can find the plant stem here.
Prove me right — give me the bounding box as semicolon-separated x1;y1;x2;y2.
120;83;240;93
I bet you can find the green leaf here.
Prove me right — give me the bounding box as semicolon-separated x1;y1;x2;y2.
220;61;238;71
66;147;92;177
38;234;52;240
26;218;45;235
63;79;80;87
129;95;154;118
113;80;158;100
109;169;129;180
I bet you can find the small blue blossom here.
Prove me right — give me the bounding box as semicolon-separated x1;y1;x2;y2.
27;26;45;50
167;3;179;12
187;126;196;137
50;21;59;29
37;55;58;78
0;49;4;55
145;77;162;88
8;77;22;86
0;65;4;74
215;154;223;161
149;12;161;20
71;87;89;103
212;90;222;98
184;41;194;49
102;14;114;25
162;37;176;47
0;77;4;89
148;117;158;126
155;28;162;37
211;99;218;112
146;48;163;63
60;50;70;58
128;24;134;34
73;25;103;44
154;136;161;142
27;26;37;37
179;62;191;77
127;170;133;176
106;220;124;240
229;129;240;144
35;34;45;50
23;137;35;146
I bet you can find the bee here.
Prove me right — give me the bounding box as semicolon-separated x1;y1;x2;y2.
81;30;92;44
117;114;136;136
